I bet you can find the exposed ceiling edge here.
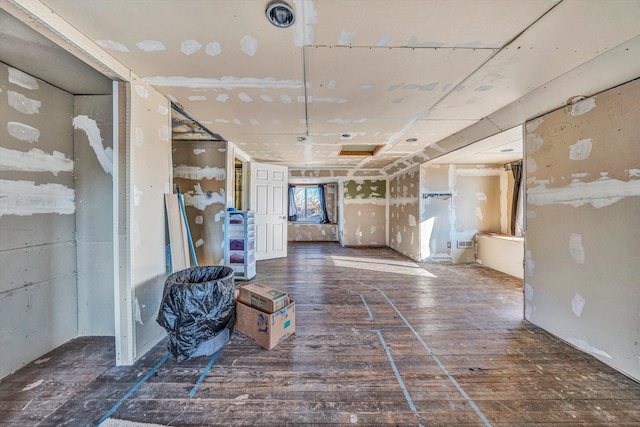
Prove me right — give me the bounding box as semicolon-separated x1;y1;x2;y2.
2;0;132;81
171;103;226;142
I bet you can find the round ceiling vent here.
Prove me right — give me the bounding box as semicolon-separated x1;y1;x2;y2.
266;2;295;28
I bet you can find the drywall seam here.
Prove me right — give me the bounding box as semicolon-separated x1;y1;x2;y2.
7;121;40;143
143;76;304;90
528;177;640;208
72;115;113;175
173;165;225;181
0;179;74;216
0;147;73;175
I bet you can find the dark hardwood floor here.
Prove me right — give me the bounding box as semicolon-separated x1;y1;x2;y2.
1;242;639;426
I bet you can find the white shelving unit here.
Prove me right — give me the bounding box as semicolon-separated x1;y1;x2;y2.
224;210;256;280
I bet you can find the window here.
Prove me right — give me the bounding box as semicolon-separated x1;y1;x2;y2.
293;186;322;222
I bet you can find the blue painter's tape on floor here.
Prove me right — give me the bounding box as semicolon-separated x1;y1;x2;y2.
189;350;221;398
96;352;171;426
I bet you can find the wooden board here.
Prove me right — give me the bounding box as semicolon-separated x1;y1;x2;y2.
164;194;190;272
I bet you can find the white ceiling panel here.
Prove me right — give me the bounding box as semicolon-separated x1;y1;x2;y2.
17;0;637;174
428;0;640;121
310;0;558;48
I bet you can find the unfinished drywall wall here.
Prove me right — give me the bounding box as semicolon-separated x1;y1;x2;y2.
525;78;640;382
340;179;386;246
418;163;507;262
389;167;420;260
74;95;115;336
420;164;452;260
172;141;227;265
451;165;506;263
0;63;78;378
128;78;173;362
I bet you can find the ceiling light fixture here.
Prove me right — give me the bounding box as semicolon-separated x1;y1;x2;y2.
266;2;295;28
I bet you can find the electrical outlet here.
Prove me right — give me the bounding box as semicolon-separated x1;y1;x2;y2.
447;241;451;248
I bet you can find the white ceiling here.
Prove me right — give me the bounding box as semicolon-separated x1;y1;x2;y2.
6;0;640;172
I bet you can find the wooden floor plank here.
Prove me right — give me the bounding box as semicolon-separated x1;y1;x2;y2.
0;242;638;426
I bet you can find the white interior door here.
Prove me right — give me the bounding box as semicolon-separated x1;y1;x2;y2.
250;162;288;260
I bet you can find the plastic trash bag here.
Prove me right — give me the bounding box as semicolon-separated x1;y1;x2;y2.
156;266;235;360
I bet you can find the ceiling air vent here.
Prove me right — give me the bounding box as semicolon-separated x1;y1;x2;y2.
339;145;383;156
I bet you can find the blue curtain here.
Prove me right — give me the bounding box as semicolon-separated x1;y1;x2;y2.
317;184;330;224
288;185;298;221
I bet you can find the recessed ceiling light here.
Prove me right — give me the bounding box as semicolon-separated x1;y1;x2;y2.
266;2;295;28
406;138;418;142
500;148;514;152
297;136;306;142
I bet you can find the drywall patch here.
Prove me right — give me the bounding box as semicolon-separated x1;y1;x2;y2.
570;98;596;116
182;184;225;210
239;92;253;103
338;30;357;46
527;156;538;173
8;91;41;115
96;39;129;52
206;41;222;56
157;105;169;115
193;149;206;155
0;147;73;175
195;238;205;248
195;215;203;225
525;250;535;277
344;180;386;199
526;117;544;133
567;338;612;359
134;85;149;99
7;121;40;143
188;95;207;101
569;233;585;264
240;35;258;56
72;115;113;175
0;179;74;216
571;293;586;317
476;192;487;203
216;94;229;103
174;165;225;181
135;127;144;147
134;299;143;325
526;133;544;155
408;214;416;227
181;39;202;55
627;169;640;178
8;67;39;90
475;207;483;221
376;33;392;46
569;138;593;160
158;126;170;142
134;186;143;206
137;40;165;52
260;95;274;102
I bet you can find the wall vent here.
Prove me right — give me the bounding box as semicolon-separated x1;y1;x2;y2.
457;241;473;249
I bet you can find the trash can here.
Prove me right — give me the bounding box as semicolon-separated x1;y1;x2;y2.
156;266;235;360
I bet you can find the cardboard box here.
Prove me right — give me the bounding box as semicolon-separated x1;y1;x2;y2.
235;299;295;350
238;282;290;313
